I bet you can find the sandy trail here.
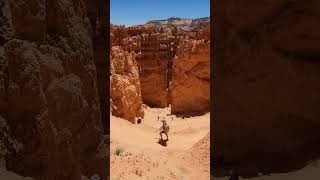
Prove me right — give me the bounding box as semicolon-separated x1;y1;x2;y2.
110;106;210;180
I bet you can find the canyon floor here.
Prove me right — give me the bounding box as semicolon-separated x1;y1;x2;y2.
110;106;210;180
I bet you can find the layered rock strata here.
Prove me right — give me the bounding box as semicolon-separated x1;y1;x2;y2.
110;23;210;118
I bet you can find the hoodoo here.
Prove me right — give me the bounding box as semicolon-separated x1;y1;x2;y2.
110;17;210;122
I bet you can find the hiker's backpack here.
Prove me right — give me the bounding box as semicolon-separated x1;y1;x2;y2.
164;124;170;133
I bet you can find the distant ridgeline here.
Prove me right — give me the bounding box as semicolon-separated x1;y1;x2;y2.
111;17;210;31
146;17;210;31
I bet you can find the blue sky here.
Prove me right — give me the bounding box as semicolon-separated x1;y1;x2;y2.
111;0;210;26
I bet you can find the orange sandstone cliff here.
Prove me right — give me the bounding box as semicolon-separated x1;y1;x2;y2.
110;19;210;122
110;46;144;123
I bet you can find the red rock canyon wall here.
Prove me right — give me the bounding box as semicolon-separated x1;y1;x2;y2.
171;35;210;115
110;25;210;120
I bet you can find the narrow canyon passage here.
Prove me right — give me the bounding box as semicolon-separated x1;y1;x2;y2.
110;22;210;123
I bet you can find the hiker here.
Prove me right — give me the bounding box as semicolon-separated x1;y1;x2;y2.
159;117;169;141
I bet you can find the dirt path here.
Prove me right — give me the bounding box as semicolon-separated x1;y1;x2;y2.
110;106;210;180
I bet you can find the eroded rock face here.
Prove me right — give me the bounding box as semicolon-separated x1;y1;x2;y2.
110;25;174;120
111;26;177;108
110;22;210;116
137;33;173;107
213;0;320;177
110;25;127;47
0;0;106;179
171;37;210;115
110;46;144;123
